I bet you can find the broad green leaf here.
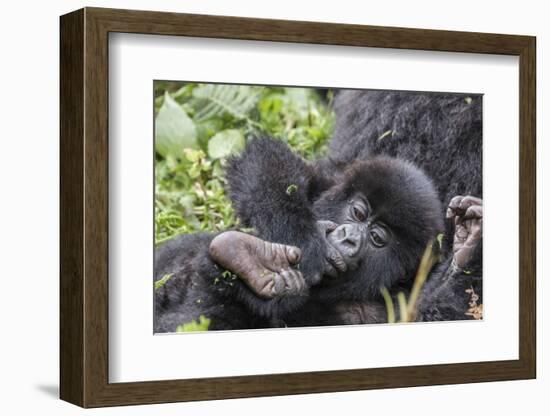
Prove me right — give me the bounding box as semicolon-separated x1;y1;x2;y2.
207;129;245;159
196;119;224;151
155;92;198;157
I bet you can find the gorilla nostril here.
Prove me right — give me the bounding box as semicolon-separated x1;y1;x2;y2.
343;237;359;248
340;224;350;238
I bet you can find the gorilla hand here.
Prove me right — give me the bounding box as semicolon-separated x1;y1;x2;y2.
209;231;306;299
446;196;483;269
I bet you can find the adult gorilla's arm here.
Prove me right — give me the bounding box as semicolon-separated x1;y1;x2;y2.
154;229;314;332
154;232;256;332
416;195;483;321
226;137;332;287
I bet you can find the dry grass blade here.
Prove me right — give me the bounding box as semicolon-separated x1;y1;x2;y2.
405;241;439;321
381;240;439;323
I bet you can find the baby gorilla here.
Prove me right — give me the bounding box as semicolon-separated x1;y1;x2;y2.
210;153;444;305
225;138;465;326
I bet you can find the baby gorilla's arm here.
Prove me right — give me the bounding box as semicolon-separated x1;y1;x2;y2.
225;137;330;288
209;231;307;299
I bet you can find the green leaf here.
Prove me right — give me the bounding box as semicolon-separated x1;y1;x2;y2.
196;119;224;151
286;184;298;196
154;273;173;290
192;84;261;122
207;129;245;159
176;315;211;332
155;92;198;157
183;148;206;163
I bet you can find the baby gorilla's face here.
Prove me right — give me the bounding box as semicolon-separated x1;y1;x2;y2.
313;157;444;299
326;194;390;270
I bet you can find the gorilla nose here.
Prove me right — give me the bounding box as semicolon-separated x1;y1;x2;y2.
332;224;362;257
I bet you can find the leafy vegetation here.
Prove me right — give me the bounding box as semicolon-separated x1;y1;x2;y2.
154;82;335;245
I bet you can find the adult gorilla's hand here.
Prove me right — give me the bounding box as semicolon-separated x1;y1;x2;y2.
209;231;307;299
446;196;483;269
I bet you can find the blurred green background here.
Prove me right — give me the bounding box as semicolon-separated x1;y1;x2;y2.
154;82;335;245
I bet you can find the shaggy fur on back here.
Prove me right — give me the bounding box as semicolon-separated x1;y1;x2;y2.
330;90;482;206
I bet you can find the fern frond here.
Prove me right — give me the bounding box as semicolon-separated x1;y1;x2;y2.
191;84;262;123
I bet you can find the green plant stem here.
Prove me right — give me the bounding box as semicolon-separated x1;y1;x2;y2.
381;287;396;323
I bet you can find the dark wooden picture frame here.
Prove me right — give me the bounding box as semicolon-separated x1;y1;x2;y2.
60;7;536;408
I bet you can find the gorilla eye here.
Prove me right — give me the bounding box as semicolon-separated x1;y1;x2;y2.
352;205;367;222
370;228;388;248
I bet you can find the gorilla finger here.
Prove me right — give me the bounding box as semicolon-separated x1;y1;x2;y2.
285;246;302;265
290;269;308;295
447;196;466;218
292;270;307;294
448;195;465;210
288;269;306;295
454;224;469;240
466;217;483;239
262;279;277;299
463;204;483;220
446;207;456;219
458;196;482;211
280;269;299;295
327;246;347;273
323;260;339;278
271;273;285;296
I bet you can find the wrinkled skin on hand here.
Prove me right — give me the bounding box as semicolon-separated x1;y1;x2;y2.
209;231;306;299
446;195;483;269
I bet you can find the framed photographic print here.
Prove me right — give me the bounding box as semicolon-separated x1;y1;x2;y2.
60;7;536;408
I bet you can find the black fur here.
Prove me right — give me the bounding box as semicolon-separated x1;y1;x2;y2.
226;138;327;289
330;90;482;206
154;233;263;331
154;229;319;331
